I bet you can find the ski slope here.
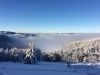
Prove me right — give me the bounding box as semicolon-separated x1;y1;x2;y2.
0;62;100;75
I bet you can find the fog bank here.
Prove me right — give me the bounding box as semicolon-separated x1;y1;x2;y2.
13;33;100;51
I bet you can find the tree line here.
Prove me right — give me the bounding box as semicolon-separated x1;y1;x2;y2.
1;37;100;64
0;43;42;64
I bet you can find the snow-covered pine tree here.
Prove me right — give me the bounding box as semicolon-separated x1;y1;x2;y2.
24;42;37;64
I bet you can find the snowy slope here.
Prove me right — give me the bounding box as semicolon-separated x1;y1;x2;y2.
0;62;100;75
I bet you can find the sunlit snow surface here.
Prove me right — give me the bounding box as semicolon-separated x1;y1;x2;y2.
0;62;100;75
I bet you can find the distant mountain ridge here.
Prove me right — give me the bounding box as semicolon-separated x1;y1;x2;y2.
0;31;75;38
0;31;38;38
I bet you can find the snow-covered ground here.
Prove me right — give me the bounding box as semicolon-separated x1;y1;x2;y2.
0;62;100;75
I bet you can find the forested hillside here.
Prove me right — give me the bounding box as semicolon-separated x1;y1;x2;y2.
63;37;100;62
0;35;12;49
43;37;100;62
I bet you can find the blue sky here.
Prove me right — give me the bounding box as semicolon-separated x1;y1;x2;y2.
0;0;100;33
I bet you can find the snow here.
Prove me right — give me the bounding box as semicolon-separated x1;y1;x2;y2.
0;62;100;75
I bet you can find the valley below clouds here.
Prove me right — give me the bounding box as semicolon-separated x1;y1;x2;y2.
14;33;100;51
